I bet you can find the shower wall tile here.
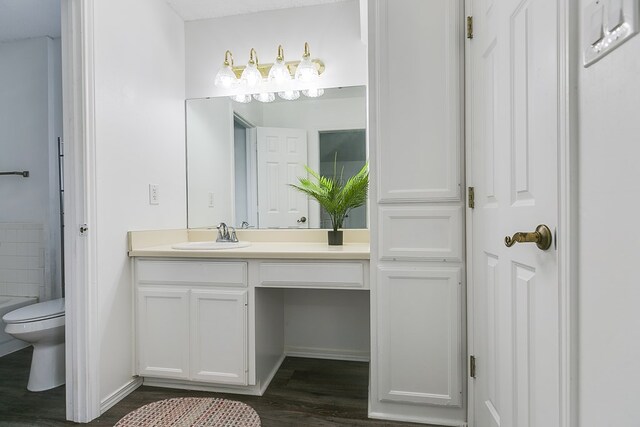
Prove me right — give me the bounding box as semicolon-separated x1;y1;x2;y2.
0;223;45;298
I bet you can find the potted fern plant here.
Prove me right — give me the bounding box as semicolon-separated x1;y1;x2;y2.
291;159;369;245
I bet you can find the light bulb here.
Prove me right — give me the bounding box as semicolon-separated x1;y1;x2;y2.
302;88;324;98
240;62;262;88
295;56;318;82
231;94;252;103
278;90;300;101
253;92;275;103
214;65;237;88
268;59;291;84
214;50;238;88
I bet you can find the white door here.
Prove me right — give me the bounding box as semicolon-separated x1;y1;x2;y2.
257;127;309;228
469;0;560;425
137;287;190;379
190;289;248;385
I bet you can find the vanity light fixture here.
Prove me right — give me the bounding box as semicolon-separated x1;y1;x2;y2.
253;92;276;103
213;43;325;103
213;50;237;88
302;88;324;98
240;48;263;88
268;45;291;84
294;42;319;82
278;89;300;101
231;94;252;103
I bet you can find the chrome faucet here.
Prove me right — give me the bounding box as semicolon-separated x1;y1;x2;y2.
216;222;239;243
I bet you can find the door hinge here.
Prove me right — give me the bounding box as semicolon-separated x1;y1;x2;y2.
468;187;475;209
470;355;476;378
466;16;474;39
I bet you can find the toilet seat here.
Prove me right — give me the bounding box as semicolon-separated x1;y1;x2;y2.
2;298;65;324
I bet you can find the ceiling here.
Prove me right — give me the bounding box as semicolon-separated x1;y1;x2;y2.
0;0;61;43
165;0;349;21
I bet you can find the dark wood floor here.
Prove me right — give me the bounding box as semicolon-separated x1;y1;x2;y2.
0;348;436;426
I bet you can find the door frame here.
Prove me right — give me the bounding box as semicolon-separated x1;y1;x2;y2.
61;0;101;422
463;0;579;426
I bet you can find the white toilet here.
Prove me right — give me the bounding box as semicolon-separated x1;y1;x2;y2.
3;298;65;391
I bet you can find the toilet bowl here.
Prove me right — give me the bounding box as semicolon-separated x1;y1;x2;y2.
3;298;65;391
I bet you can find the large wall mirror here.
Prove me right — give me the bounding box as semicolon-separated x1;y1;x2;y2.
186;86;367;229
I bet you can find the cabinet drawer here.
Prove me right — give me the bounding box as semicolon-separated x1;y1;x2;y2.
136;260;247;287
258;262;365;289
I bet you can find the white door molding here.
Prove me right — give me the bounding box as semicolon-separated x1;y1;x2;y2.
464;0;578;425
557;1;579;426
61;0;100;422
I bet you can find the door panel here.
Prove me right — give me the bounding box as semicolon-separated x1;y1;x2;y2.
257;127;308;228
470;0;560;425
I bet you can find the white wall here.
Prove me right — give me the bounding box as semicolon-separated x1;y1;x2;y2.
578;8;640;426
92;0;186;404
0;37;62;301
185;0;366;99
284;289;370;360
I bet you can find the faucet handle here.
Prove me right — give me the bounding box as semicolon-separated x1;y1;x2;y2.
216;222;228;242
229;227;238;243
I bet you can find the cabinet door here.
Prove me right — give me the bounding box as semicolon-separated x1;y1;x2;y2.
137;287;190;379
190;289;248;385
377;266;462;407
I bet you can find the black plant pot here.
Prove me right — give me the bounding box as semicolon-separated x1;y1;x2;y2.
327;230;343;246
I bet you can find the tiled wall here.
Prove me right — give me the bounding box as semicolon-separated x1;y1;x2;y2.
0;223;45;298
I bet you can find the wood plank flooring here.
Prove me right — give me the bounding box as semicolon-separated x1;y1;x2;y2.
0;348;436;426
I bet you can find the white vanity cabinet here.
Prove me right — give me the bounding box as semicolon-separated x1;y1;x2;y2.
135;259;249;386
127;239;371;396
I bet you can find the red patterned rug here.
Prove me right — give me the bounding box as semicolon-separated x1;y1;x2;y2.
114;397;261;426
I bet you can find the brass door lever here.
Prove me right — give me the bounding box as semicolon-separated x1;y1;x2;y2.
505;224;552;250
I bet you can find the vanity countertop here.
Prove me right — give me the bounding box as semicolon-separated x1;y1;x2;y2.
129;242;370;260
128;229;370;260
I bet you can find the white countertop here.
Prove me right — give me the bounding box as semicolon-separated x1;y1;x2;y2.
129;241;370;260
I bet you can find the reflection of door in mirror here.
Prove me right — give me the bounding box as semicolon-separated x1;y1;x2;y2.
319;130;367;229
256;127;309;228
233;116;257;228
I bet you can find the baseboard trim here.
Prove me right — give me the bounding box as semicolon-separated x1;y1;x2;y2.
368;411;468;427
143;378;264;396
284;345;370;362
100;377;143;414
0;339;29;358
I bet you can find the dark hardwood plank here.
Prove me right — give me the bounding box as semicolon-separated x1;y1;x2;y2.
0;349;441;426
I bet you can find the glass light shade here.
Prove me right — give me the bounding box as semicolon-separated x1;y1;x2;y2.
253;92;275;103
268;59;291;84
277;90;300;101
231;94;252;103
295;56;318;82
214;65;237;88
240;62;263;88
302;87;324;98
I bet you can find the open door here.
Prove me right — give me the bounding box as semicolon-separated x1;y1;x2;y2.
468;0;562;425
256;127;309;228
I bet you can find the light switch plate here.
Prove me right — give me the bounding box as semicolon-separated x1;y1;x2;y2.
584;0;639;67
149;184;159;205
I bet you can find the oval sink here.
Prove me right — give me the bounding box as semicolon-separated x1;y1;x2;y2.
171;241;251;250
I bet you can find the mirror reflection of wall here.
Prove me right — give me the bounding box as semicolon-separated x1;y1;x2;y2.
186;86;366;229
319;130;367;229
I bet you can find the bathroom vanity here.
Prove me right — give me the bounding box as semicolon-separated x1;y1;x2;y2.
128;229;370;395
